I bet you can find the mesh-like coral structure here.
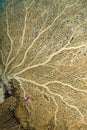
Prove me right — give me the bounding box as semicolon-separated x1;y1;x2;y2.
0;0;87;130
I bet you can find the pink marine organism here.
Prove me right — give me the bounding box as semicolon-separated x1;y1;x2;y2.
24;96;30;102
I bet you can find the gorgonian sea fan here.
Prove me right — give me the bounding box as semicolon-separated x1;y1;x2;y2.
0;0;87;130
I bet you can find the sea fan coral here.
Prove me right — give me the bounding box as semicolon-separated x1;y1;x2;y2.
0;0;87;130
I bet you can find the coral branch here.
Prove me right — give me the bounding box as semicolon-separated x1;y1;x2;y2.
4;10;14;75
14;45;86;75
7;3;77;75
0;49;5;66
5;1;34;70
14;76;87;125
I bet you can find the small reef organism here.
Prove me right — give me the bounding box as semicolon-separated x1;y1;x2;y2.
24;97;30;102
